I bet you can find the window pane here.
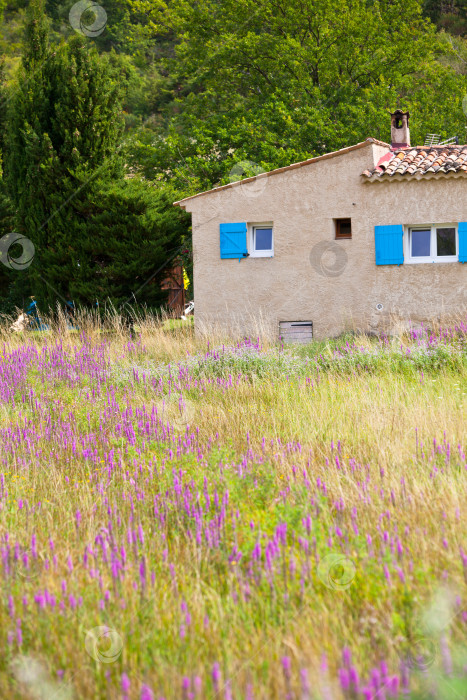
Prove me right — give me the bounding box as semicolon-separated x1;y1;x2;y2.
436;228;456;256
339;221;351;237
411;229;431;257
335;218;351;238
255;228;272;250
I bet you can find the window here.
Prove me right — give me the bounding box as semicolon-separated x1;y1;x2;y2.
406;224;458;263
335;218;352;239
249;223;274;257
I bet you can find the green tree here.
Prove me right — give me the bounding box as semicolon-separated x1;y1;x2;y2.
423;0;467;35
4;0;190;312
0;61;17;313
67;177;189;309
5;0;123;307
126;0;467;192
0;163;16;313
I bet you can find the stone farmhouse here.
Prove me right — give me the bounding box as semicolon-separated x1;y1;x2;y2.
174;112;467;340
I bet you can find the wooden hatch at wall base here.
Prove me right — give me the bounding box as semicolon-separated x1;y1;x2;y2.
279;321;313;343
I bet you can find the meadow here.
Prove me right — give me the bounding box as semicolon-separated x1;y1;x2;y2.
0;313;466;699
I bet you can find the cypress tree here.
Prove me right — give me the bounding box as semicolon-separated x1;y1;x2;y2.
5;0;189;313
70;178;189;309
0;61;16;312
5;0;124;308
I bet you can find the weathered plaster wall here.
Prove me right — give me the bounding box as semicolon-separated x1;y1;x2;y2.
183;142;467;339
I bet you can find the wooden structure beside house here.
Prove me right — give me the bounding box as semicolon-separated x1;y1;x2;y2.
174;111;467;340
161;261;185;315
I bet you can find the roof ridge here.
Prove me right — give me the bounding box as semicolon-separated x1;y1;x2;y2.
394;144;467;150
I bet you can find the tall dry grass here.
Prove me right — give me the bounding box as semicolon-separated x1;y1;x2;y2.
0;312;466;698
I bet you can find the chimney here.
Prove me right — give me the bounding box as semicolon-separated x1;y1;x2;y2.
390;109;410;149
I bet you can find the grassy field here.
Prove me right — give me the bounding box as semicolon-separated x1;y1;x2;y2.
0;315;467;699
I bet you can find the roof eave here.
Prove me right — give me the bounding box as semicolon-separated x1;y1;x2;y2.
362;171;467;182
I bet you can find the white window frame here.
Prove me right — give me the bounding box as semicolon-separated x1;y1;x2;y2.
404;223;458;264
248;222;274;258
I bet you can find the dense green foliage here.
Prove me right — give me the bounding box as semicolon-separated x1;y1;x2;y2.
68;178;189;309
423;0;467;34
0;0;466;312
125;0;467;187
0;0;188;312
5;2;121;307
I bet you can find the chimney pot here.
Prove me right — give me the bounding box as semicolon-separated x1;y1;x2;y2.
390;109;410;149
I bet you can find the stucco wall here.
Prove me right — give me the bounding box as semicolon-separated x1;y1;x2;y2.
183;142;467;339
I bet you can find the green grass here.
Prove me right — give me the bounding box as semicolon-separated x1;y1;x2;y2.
0;322;466;698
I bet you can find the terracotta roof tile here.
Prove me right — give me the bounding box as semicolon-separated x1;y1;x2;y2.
363;145;467;179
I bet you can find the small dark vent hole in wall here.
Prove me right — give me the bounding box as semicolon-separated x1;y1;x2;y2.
335;218;352;239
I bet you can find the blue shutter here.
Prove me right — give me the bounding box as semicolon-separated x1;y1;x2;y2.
458;222;467;263
220;223;248;261
374;225;404;265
